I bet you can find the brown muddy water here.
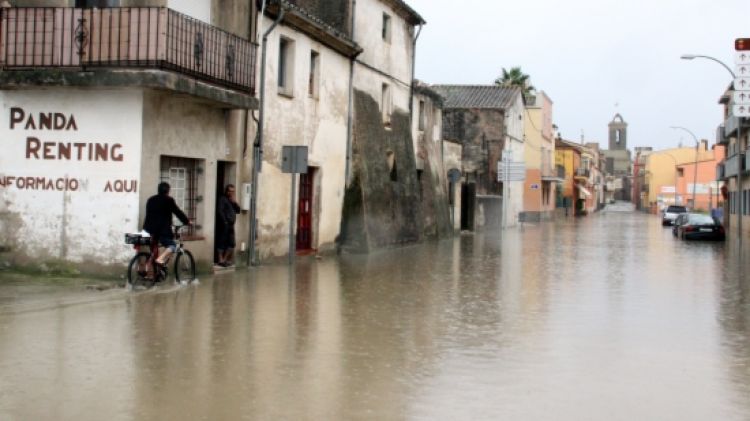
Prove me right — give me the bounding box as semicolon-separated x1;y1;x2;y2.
0;210;749;420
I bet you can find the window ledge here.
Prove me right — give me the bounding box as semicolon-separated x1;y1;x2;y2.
278;89;294;99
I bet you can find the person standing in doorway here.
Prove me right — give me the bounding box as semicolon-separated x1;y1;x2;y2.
217;184;240;267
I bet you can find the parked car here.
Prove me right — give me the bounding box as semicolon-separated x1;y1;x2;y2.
675;213;726;241
662;205;688;226
672;213;689;237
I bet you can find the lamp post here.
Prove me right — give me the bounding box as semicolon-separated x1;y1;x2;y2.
660;152;680;207
680;53;741;243
669;127;700;209
680;54;737;78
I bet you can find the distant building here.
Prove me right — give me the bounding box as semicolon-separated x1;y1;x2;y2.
645;143;722;212
434;85;525;229
602;114;632;201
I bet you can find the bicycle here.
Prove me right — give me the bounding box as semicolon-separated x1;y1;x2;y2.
125;225;196;289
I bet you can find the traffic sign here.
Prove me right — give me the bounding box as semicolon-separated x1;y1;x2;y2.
497;161;526;182
738;64;750;76
735;77;750;91
737;51;750;65
733;104;750;118
733;91;750;105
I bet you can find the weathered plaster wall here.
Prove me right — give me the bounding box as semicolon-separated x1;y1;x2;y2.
256;16;350;259
212;0;254;38
411;91;451;238
140;91;231;268
168;0;210;22
354;0;414;88
340;89;420;252
0;89;143;270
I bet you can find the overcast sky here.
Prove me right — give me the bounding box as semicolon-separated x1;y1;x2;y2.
409;0;750;151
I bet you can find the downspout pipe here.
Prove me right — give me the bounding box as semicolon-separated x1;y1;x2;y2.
344;0;357;186
248;6;285;266
407;23;423;125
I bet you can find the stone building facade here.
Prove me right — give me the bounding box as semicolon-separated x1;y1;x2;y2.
434;85;525;230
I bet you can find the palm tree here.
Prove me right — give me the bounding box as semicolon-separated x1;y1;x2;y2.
494;67;534;94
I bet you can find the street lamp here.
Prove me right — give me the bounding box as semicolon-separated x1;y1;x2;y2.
680;54;737;79
659;152;680;207
669;126;700;209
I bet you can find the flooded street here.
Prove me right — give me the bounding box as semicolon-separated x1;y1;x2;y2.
1;209;750;420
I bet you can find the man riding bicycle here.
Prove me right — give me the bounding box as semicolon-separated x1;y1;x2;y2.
143;182;191;266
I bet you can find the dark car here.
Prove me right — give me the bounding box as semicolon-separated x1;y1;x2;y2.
672;213;689;237
675;213;725;241
662;205;688;226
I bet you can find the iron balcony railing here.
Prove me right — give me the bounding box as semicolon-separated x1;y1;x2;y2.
575;168;590;178
0;7;257;94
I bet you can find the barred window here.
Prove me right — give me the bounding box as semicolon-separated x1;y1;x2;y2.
160;156;199;236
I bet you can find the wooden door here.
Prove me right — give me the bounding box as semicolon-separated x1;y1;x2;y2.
296;168;314;250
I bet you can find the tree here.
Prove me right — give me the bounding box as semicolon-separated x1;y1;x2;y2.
494;67;534;94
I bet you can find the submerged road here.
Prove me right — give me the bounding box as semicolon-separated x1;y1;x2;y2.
1;208;749;420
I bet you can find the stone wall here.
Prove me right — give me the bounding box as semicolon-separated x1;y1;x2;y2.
340;90;421;252
442;108;505;196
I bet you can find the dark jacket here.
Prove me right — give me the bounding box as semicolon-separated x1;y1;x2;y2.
217;195;240;228
143;193;190;238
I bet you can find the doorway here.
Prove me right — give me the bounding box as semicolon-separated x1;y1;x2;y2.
296;167;316;251
214;161;236;264
461;183;476;231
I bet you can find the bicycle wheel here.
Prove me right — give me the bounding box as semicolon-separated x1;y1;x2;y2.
174;250;196;284
127;252;155;289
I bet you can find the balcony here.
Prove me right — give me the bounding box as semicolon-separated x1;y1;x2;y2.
724;153;744;178
717;123;727;145
0;7;257;95
575;168;590;179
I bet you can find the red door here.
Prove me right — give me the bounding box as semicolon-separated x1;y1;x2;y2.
296;168;314;251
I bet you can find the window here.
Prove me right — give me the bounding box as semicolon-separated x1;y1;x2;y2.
278;37;295;96
382;13;391;42
677;168;684;177
381;83;392;126
418;100;425;131
308;50;320;98
160;156;200;236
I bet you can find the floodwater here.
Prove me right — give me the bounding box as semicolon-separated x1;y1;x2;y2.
1;207;750;420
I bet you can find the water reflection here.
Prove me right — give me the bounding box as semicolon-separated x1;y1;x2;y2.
0;211;749;419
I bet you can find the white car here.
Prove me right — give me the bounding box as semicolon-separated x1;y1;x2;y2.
662;205;688;226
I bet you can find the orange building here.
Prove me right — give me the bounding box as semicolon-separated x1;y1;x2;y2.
676;143;726;212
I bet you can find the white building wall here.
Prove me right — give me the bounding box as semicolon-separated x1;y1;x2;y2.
353;0;414;115
505;94;526;227
354;0;414;87
257;17;350;258
139;91;231;266
168;0;211;22
0;90;143;264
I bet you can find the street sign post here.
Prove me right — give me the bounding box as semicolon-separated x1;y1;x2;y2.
281;146;309;265
735;50;750;117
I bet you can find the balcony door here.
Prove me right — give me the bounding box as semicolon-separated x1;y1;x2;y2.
75;0;120;7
